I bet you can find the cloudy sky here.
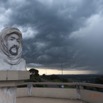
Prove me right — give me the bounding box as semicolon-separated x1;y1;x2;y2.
0;0;103;74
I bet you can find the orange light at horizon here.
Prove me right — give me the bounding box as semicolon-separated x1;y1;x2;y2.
27;67;97;75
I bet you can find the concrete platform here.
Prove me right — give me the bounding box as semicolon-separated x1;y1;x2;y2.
17;97;85;103
0;70;29;81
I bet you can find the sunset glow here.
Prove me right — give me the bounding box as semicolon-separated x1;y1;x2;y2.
27;67;97;75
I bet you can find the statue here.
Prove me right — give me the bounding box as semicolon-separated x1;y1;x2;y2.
0;27;26;70
0;27;26;103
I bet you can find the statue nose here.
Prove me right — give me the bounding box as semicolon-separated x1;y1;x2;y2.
14;40;19;45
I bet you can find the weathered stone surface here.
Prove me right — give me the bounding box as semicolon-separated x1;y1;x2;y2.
0;27;27;103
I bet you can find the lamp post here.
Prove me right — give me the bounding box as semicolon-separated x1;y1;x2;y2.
61;63;63;76
61;63;64;88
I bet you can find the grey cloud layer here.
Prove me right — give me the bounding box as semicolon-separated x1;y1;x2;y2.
0;0;103;72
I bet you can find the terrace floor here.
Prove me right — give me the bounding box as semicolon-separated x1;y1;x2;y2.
17;97;85;103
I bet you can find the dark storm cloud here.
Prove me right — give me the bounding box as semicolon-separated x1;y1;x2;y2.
0;0;103;72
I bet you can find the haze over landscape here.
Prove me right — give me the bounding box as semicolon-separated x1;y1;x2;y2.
0;0;103;74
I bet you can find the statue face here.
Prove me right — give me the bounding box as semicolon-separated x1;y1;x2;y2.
6;34;21;56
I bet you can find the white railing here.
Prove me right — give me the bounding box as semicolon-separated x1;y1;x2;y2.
17;82;103;103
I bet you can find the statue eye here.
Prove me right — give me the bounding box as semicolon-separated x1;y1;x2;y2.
17;39;20;43
10;38;14;41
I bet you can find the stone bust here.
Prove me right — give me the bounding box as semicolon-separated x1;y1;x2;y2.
0;27;26;70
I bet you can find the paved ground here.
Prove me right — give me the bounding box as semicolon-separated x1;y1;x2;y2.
17;97;85;103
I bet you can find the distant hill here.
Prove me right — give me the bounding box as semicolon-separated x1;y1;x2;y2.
57;74;103;83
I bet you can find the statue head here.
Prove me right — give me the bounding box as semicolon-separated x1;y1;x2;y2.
6;33;21;56
0;27;23;64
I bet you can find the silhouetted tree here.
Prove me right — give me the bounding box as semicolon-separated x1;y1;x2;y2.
29;68;39;76
95;76;103;84
29;68;39;81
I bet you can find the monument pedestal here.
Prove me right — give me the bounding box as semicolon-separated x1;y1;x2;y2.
0;70;29;103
